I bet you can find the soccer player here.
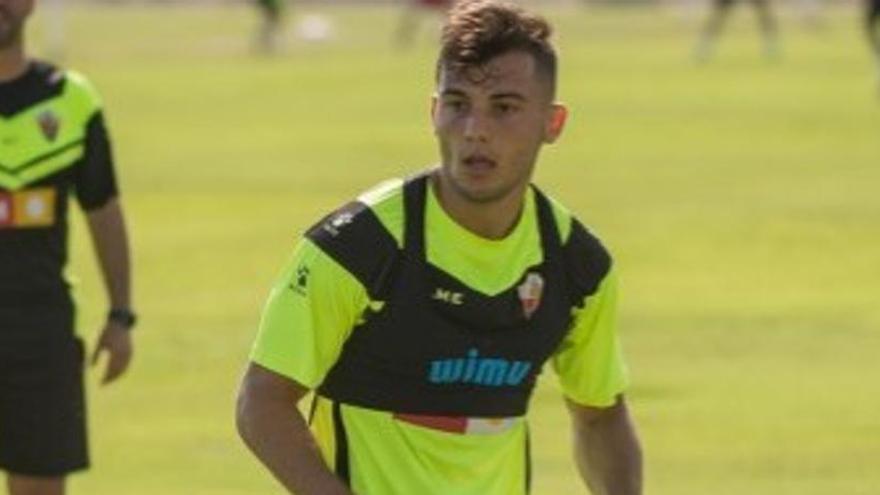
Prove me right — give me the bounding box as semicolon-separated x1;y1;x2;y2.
395;0;453;48
694;0;781;62
237;1;643;494
0;0;136;494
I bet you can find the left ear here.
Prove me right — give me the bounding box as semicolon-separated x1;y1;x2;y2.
543;104;568;144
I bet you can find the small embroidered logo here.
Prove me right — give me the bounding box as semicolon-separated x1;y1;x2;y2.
432;287;464;305
322;211;354;236
289;265;310;295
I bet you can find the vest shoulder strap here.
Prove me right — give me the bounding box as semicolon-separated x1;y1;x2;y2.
562;218;613;306
305;201;400;300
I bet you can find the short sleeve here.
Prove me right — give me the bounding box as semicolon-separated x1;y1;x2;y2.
250;238;370;388
74;112;119;210
552;267;628;407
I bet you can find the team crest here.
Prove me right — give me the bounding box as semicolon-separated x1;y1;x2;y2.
37;110;60;142
517;272;544;320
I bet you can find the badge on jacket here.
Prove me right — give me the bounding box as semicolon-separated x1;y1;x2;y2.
37;110;60;142
517;272;544;320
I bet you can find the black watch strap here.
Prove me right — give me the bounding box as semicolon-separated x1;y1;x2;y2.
108;308;137;329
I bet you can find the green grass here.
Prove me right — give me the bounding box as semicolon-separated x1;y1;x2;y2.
21;2;880;494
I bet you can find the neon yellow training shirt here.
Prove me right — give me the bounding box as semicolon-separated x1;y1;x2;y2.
251;177;628;495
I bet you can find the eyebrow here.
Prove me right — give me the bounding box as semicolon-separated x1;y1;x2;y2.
439;88;468;98
490;92;527;102
438;89;527;101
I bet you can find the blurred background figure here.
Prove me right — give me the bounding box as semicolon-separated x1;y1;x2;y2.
868;0;880;89
395;0;453;48
694;0;781;62
254;0;285;53
1;2;137;494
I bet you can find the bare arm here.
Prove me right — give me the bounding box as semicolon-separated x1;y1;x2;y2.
85;197;133;385
567;395;643;495
236;363;352;495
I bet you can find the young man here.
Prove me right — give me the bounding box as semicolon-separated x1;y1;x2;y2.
237;2;642;494
694;0;781;62
0;0;136;494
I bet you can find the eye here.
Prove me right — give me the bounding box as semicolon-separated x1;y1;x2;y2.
443;99;468;112
494;102;520;115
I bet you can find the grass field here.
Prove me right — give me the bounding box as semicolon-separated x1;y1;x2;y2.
21;2;880;494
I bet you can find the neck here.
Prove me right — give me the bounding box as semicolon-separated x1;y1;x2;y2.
431;170;528;240
0;43;28;82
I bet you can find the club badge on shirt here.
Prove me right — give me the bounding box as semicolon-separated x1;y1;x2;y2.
37;110;61;142
517;272;544;320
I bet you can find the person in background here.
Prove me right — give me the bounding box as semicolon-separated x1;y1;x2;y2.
0;0;136;493
255;0;285;53
694;0;781;62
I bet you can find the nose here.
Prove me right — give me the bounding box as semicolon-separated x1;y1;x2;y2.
463;113;489;143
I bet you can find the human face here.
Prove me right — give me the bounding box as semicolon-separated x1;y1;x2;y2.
432;50;567;205
0;0;33;49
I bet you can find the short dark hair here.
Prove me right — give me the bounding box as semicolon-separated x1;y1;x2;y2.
436;0;557;96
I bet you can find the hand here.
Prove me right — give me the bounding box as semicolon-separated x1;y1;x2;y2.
90;322;134;385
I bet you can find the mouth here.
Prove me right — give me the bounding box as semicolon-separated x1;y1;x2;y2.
461;153;497;174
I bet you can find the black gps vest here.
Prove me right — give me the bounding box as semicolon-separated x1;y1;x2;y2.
308;174;611;417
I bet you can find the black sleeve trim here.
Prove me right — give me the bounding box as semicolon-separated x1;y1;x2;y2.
305;201;400;300
563;218;613;307
75;111;119;211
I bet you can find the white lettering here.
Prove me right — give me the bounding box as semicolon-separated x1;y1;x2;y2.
432;288;464;305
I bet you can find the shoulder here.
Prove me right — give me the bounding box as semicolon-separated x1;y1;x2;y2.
2;60;66;110
308;178;404;248
564;218;613;304
27;60;65;91
305;179;404;299
356;178;405;247
538;190;613;303
538;190;574;243
59;67;103;114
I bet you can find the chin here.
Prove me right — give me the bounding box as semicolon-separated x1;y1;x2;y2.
456;183;511;204
439;168;517;204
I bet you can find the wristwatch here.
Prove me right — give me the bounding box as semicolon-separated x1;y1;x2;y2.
108;308;138;330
